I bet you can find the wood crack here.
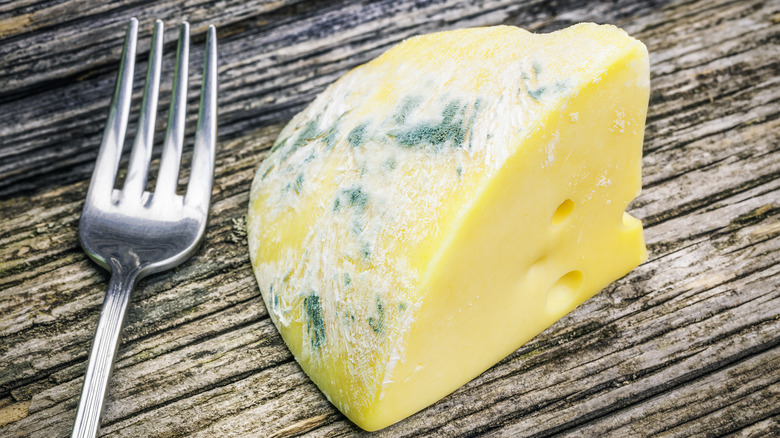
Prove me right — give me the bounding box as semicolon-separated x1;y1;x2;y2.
102;356;298;431
523;337;780;438
642;170;780;228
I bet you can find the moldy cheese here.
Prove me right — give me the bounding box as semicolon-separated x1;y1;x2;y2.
247;23;650;431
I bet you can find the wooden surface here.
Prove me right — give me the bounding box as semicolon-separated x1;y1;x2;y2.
1;0;779;436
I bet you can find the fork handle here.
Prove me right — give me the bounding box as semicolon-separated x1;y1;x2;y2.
72;266;139;438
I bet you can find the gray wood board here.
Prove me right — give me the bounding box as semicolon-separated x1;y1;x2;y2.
1;0;779;436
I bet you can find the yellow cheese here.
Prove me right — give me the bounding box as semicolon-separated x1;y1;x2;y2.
247;23;649;431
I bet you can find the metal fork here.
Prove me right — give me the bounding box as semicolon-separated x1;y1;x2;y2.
73;18;217;438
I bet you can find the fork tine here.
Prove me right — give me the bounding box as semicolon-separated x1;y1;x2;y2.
123;20;164;200
185;25;217;212
88;18;137;200
154;22;190;198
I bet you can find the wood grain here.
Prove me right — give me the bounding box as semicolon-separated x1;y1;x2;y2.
1;0;779;436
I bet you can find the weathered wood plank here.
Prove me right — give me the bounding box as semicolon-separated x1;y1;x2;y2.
1;0;779;436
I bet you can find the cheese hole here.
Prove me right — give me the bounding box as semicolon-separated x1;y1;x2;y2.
525;256;548;290
546;270;584;314
621;211;638;229
552;199;575;226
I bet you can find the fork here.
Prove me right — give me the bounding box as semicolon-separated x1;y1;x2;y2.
73;18;217;438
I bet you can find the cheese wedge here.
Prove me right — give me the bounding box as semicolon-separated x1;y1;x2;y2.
247;23;649;431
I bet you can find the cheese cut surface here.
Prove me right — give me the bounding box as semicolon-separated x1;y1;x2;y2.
247;23;649;431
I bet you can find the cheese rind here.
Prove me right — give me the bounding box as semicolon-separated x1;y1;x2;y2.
248;23;649;431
